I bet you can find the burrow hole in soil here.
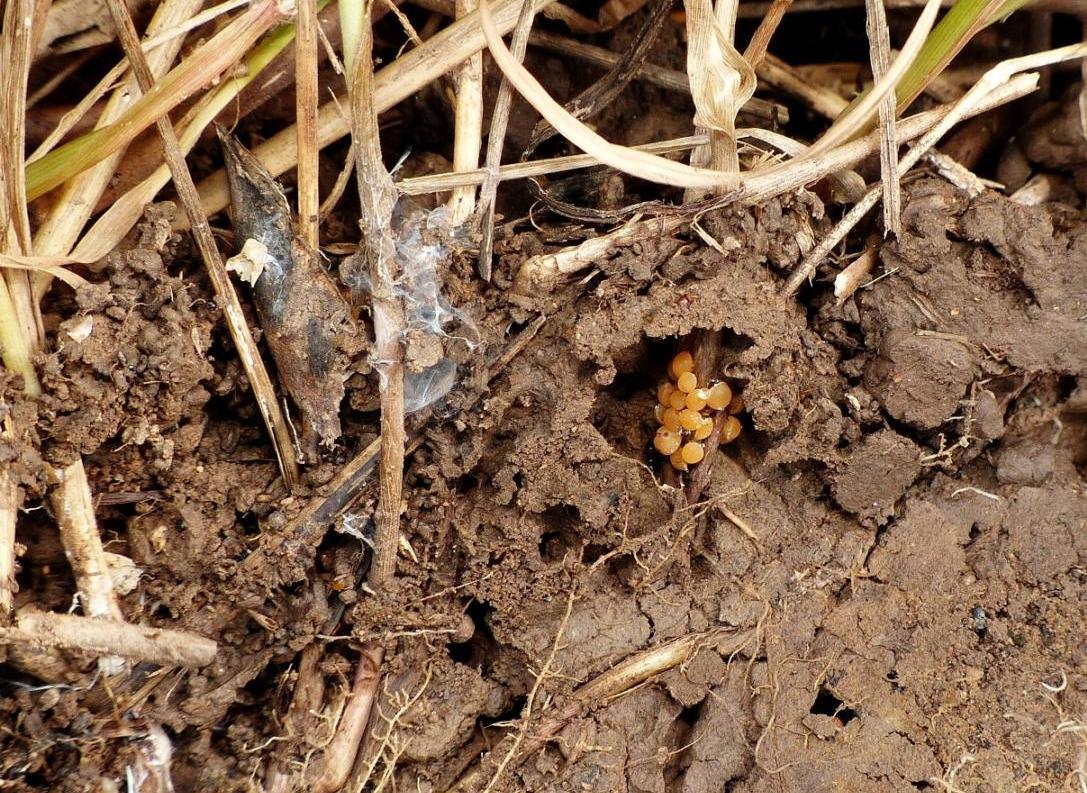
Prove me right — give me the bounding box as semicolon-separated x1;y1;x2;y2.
810;686;858;725
591;332;753;465
447;599;494;668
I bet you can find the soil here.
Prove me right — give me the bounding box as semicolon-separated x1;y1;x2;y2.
5;8;1087;793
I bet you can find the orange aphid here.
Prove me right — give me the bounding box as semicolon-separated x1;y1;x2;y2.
672;351;694;377
669;450;688;470
727;394;745;415
676;371;698;393
680;441;705;464
654;428;682;455
658;382;675;406
678;408;702;431
693;416;714;441
685;388;709;411
668;389;688;410
661;408;682;432
720;415;742;444
706;382;732;411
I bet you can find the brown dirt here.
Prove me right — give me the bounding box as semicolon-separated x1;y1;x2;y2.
6;19;1087;793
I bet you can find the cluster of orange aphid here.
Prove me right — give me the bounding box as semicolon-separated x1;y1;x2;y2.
654;351;743;471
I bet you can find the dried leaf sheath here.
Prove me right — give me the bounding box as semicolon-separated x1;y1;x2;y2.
218;128;358;447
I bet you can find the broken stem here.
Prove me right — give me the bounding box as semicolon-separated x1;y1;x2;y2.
296;0;321;248
474;0;537;280
448;0;483;225
346;0;405;588
0;610;217;668
312;645;385;793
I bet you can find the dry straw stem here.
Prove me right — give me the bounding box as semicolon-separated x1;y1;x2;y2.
448;0;485;225
510;81;1032;296
186;0;564;225
743;0;793;68
51;459;127;674
477;0;939;191
0;610;217;668
312;645;384;793
759;53;850;120
454;628;755;792
296;0;322;248
0;417;16;621
345;0;405;589
474;0;537;280
105;0;301;489
865;0;901;235
833;236;880;303
784;43;1087;296
400;134;712;194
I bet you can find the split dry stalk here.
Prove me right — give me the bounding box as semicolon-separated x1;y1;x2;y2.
865;0;901;235
683;0;753;193
296;0;321;248
51;459;127;674
346;0;405;589
104;0;301;488
783;44;1087;296
448;0;484;225
743;0;792;67
474;0;537;279
312;645;385;793
0;610;217;668
758;53;849;120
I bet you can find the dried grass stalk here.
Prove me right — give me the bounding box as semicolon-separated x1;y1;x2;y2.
51;459;126;675
448;0;484;224
1;610;216;668
865;0;901;234
296;0;322;248
345;0;405;588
